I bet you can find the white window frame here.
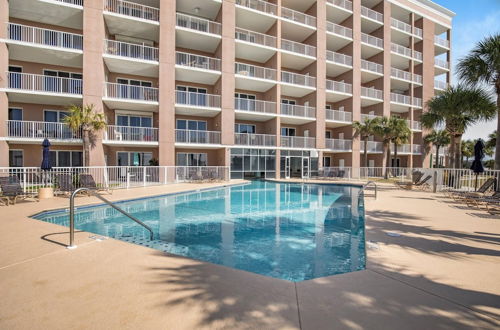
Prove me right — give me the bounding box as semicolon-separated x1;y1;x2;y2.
117;77;153;87
48;150;83;167
8;107;23;120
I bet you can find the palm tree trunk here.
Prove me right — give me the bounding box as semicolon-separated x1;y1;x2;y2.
363;137;368;168
455;135;463;169
83;129;91;167
435;145;440;168
495;93;500;169
448;135;455;168
385;141;391;179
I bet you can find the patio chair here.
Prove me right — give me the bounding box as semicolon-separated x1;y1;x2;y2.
55;174;75;195
464;191;500;209
79;174;112;195
401;175;431;190
485;199;500;215
0;176;38;205
450;178;496;201
395;171;423;188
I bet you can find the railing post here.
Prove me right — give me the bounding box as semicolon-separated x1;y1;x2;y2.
143;166;147;186
126;169;130;189
433;170;437;193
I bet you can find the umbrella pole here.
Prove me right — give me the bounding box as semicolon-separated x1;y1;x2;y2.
475;174;478;192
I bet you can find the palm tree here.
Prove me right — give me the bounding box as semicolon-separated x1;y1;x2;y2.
457;34;500;169
486;130;496;149
353;118;377;168
390;117;411;169
424;130;450;168
461;139;475;167
421;85;496;168
64;104;107;166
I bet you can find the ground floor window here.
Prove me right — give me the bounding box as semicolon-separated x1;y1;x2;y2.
176;153;207;166
49;151;83;167
323;156;331;167
230;148;276;179
9;150;23;167
117;152;153;166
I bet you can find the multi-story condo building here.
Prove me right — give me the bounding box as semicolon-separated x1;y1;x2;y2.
0;0;453;179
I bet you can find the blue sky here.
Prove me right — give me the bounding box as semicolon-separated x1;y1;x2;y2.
432;0;500;140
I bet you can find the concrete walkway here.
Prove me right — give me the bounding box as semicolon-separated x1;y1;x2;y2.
0;181;499;329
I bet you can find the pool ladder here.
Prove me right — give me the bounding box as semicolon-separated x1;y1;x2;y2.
361;181;377;199
68;187;154;249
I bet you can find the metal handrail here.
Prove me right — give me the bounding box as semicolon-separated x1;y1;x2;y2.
68;187;154;248
361;181;377;199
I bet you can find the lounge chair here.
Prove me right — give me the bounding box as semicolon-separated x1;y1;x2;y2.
464;191;500;208
395;171;423;188
0;175;38;205
485;199;500;215
56;174;75;195
450;178;496;201
79;173;112;194
400;174;431;190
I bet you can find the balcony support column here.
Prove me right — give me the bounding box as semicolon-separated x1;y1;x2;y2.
0;0;9;166
350;0;362;173
315;0;326;151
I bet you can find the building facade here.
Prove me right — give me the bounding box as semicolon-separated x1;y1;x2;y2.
0;0;453;179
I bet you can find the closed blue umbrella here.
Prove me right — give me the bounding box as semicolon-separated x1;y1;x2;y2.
470;139;485;191
41;138;52;171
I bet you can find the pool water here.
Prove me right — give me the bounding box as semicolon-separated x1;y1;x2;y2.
33;181;366;281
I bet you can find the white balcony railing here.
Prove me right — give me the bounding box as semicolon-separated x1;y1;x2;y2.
434;80;448;90
391;42;411;57
407;120;422;131
326;50;352;66
176;12;221;35
413;97;422;107
176;52;221;71
412;144;423;154
414;50;423;61
281;136;316;149
390;67;421;84
281;39;316;57
390;18;412;34
361;6;383;23
234;98;276;113
326;80;352;94
361;87;383;100
361;33;383;48
325;138;352;151
390;143;422;154
435;58;450;69
326;0;353;11
235;62;277;80
361;59;383;74
390;93;411;105
176;91;221;108
7;23;83;50
105;0;159;22
175;129;221;144
105;39;159;61
326;22;353;39
235;28;276;48
280;104;315;118
7;72;83;95
360;141;383;152
6;120;81;140
235;0;277;15
326;109;352;122
281;71;316;88
434;36;450;48
55;0;83;5
235;133;276;146
281;7;316;27
104;83;158;102
360;114;381;122
105;125;158;142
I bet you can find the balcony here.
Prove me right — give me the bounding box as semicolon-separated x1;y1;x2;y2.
281;39;316;70
104;0;159;41
281;7;316;41
360;141;383;153
361;60;383;82
326;50;352;76
361;87;383;105
103;125;159;147
326;110;352;126
391;43;422;62
390;67;422;86
235;28;277;63
235;0;278;33
175;129;222;148
3;72;83;105
391;143;421;155
434;80;448;91
325;138;352;152
435;58;450;75
413;97;423;108
6;23;83;67
361;6;383;33
103;83;158;111
280;104;316;124
104;40;159;77
281;136;316;149
235;63;277;92
175;52;221;84
235;133;276;147
390;18;422;41
326;0;352;25
361;33;383;57
175;91;221;117
281;71;316;97
9;0;83;30
435;36;450;50
325;80;352;102
360;114;381;122
390;92;419;112
5;120;82;144
234;98;276;121
326;22;353;51
176;13;222;52
407;120;422;131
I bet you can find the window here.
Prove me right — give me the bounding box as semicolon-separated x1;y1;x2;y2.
235;124;256;134
281;99;296;105
48;151;83;167
176;153;207;166
323;156;331;167
176;86;208;106
176;119;207;131
325;131;332;139
117;152;153;166
43;70;82;94
8;108;22;121
281;127;296;137
9;150;23;167
235;93;256;111
325;105;332;110
338;132;344;140
8;66;22;89
44;110;69;122
117;78;152;87
116;115;152;127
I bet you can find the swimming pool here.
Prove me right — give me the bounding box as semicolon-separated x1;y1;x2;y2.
33;181;366;281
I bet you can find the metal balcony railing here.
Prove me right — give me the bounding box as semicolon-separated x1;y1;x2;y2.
361;33;383;48
234;98;276;113
281;136;316;149
7;72;83;95
326;22;353;39
391;42;411;57
176;52;221;71
105;125;158;142
176;12;221;35
326;80;352;94
361;59;383;74
235;0;277;15
235;133;276;146
360;141;383;152
434;36;450;48
54;0;83;5
235;62;276;80
407;120;422;131
361;6;383;23
325;138;352;151
435;58;450;69
390;93;411;105
413;97;422;107
360;114;381;122
105;0;159;22
176;91;221;108
390;67;421;84
434;80;448;90
281;71;316;87
326;109;352;122
7;23;83;50
105;39;159;61
104;83;158;102
413;144;423;154
390;18;412;34
326;0;353;11
281;7;316;27
175;129;221;144
280;104;315;118
326;50;352;66
361;87;383;100
6;120;82;140
235;28;276;48
281;39;316;57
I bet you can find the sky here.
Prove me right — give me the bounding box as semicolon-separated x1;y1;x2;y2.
432;0;500;140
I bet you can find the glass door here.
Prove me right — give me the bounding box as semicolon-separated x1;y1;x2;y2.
284;156;291;179
302;157;310;179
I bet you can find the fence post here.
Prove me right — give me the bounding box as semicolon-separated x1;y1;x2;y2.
143;167;147;187
126;169;130;189
433;170;437;193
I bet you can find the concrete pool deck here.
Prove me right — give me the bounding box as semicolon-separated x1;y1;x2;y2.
0;180;499;329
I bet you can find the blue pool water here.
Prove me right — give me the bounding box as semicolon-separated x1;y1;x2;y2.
33;181;366;281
